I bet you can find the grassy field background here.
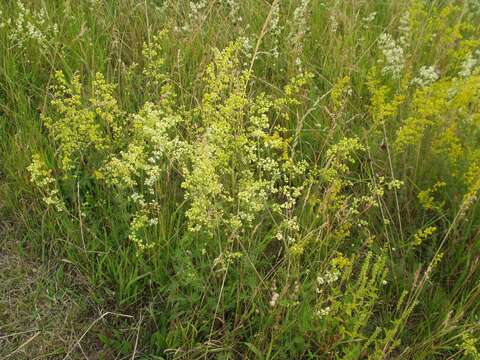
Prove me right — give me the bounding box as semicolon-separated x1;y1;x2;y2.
1;0;480;358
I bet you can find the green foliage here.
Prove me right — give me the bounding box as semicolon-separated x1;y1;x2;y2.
1;0;480;358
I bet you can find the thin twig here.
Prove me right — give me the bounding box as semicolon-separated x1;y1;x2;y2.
4;332;40;359
63;312;133;360
131;313;144;360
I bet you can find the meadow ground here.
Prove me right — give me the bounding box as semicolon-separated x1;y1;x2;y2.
1;0;480;358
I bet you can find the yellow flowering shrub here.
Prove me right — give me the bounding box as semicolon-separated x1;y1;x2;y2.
11;0;480;356
42;71;125;175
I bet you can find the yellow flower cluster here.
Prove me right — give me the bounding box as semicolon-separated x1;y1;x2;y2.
412;226;437;247
42;71;124;175
32;36;314;251
27;154;64;212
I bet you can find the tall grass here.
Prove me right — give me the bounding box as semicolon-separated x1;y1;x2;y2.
1;0;480;358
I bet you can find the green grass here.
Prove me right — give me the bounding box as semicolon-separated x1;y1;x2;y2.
1;0;480;358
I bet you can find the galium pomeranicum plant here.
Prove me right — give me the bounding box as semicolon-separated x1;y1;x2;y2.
365;4;480;343
8;0;480;357
26;29;417;353
367;1;480;192
29;37;315;252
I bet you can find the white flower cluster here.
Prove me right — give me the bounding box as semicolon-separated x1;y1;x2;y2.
362;11;377;29
275;216;301;245
329;0;339;33
225;0;241;24
315;306;331;317
269;282;280;308
189;0;207;19
7;1;59;52
289;0;311;69
269;1;282;59
378;33;405;79
411;65;439;87
316;269;340;289
178;0;207;32
330;14;338;33
292;0;310;29
240;36;253;57
459;50;480;78
398;11;411;48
